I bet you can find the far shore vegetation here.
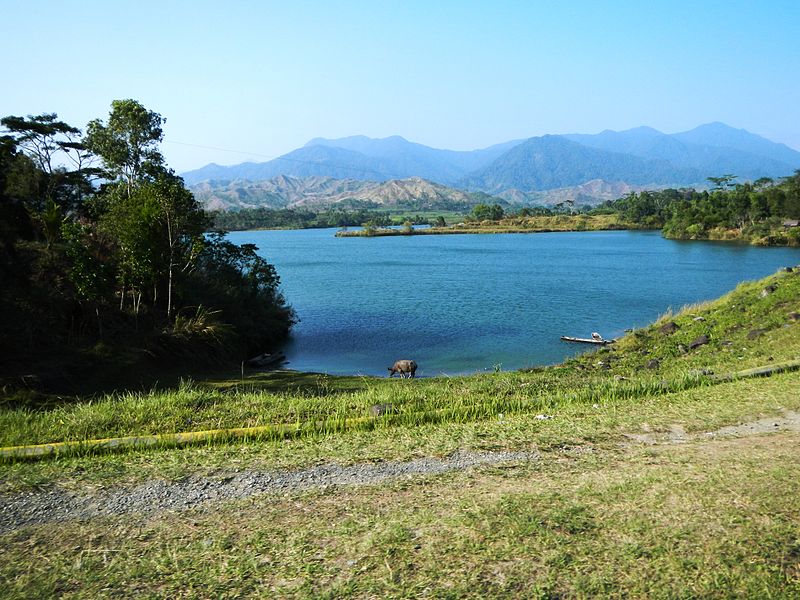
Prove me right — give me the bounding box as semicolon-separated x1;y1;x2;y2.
336;212;628;237
209;172;800;248
210;205;455;231
336;172;800;245
598;173;800;246
321;173;800;246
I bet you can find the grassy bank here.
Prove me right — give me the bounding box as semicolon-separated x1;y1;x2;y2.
336;214;629;236
1;267;800;597
664;223;800;246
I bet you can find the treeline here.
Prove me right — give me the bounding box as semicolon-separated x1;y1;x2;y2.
596;173;800;245
1;100;295;383
212;207;438;230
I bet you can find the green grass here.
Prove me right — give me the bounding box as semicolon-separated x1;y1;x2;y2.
2;368;798;493
569;268;800;376
2;425;798;597
0;369;708;449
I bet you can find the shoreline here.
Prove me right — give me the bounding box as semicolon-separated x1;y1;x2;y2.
335;226;628;237
335;216;632;238
334;224;800;247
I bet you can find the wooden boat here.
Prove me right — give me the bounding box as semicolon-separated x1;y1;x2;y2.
246;352;286;368
560;336;613;345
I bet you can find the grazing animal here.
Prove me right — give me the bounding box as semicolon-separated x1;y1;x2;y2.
388;359;417;378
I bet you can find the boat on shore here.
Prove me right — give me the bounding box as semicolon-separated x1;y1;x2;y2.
560;335;614;345
246;352;286;368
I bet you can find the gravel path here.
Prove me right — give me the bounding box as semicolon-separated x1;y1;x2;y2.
0;450;535;534
4;410;799;535
703;409;800;437
623;409;800;445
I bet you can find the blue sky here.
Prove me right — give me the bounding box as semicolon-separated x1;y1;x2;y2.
2;0;799;172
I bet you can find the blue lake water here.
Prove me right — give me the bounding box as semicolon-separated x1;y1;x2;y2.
227;229;800;376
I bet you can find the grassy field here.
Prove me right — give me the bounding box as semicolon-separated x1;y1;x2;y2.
1;267;799;597
3;424;798;598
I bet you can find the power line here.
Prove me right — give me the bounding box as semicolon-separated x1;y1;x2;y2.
164;138;396;180
163;139;280;160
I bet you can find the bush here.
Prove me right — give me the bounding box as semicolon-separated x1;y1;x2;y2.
181;234;295;356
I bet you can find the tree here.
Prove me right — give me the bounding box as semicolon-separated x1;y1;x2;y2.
707;174;737;191
783;170;800;219
100;184;161;314
753;177;774;190
1;113;80;176
187;234;295;353
0;135;35;276
149;173;209;319
85;99;165;197
472;203;505;221
88;100;210;319
1;113;97;210
99;171;207;317
0;100;297;381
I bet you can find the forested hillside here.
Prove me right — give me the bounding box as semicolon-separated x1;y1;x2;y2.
596;173;800;244
0;101;295;388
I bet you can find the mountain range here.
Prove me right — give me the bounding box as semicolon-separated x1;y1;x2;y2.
192;175;503;212
183;123;800;209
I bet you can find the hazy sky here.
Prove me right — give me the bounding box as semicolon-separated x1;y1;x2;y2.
3;0;799;172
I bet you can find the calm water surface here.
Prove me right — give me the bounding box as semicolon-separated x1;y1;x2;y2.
227;229;800;376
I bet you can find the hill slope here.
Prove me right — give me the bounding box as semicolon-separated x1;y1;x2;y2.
192;175;501;211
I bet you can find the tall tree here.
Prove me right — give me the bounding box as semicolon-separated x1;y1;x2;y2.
85;99;165;197
149;173;209;319
89;100;208;319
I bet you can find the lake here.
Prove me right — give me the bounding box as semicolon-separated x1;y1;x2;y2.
227;229;800;376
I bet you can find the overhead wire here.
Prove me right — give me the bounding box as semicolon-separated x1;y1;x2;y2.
163;138;399;180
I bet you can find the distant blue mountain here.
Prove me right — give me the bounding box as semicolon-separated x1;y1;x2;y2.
303;135;524;174
182;136;522;186
460;135;703;192
561;123;800;181
181;123;800;192
672;122;800;168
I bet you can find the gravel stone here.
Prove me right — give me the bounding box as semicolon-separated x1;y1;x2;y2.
0;449;536;534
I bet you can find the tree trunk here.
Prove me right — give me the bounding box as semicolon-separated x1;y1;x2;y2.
167;260;174;321
166;210;174;321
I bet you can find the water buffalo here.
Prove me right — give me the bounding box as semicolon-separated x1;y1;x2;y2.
388;359;417;378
